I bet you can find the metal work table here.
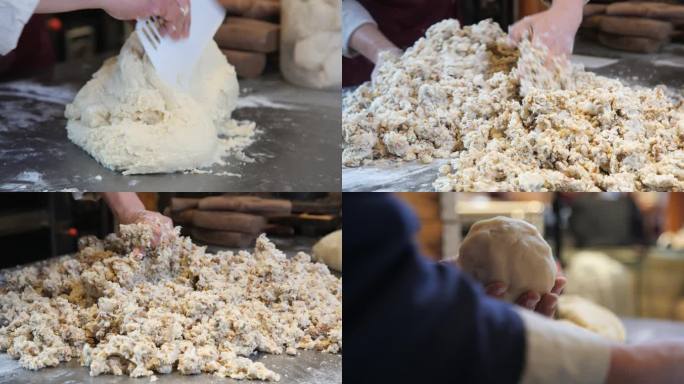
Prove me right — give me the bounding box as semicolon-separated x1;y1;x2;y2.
0;236;342;384
0;351;341;384
0;55;341;192
622;317;684;343
342;42;684;192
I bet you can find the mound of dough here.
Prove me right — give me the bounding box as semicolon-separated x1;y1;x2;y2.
557;295;626;342
564;251;635;315
342;19;684;191
65;34;249;174
312;230;342;272
0;224;341;380
457;216;556;302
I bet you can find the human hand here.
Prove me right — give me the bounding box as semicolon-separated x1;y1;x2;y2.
509;0;584;57
486;276;567;317
120;210;174;247
371;47;403;84
99;0;191;40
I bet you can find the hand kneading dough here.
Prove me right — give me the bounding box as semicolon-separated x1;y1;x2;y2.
458;216;556;301
557;295;626;342
312;230;342;272
65;34;240;174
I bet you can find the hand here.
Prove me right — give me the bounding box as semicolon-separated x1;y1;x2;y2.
100;0;191;40
486;276;567;317
509;0;584;57
101;193;174;248
121;210;174;247
371;47;403;84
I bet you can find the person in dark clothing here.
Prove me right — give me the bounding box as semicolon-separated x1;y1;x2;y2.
345;193;525;383
344;193;684;384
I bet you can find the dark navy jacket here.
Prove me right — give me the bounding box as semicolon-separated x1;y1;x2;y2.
344;193;526;383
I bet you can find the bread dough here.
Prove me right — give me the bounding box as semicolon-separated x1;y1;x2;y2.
342;19;684;191
457;217;556;302
281;0;341;88
65;34;251;175
312;230;342;272
557;295;626;342
0;224;341;380
564;251;635;316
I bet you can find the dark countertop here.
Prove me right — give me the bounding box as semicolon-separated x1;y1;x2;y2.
0;54;341;192
342;42;684;192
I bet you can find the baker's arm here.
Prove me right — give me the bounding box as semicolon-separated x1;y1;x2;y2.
517;308;611;384
510;0;585;56
541;0;590;6
0;0;39;55
35;0;190;39
343;0;399;63
100;193;173;246
518;304;684;384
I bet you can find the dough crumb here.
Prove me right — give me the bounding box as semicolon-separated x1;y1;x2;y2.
342;19;684;191
0;224;341;380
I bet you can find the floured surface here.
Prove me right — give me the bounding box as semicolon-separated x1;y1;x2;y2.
342;159;448;191
0;350;341;384
65;34;251;175
0;225;341;380
342;19;684;191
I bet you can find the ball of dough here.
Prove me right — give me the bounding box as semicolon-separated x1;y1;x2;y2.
457;216;556;302
294;31;339;71
557;295;626;342
313;230;341;272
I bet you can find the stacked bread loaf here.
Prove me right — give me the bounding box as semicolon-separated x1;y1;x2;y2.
580;1;684;53
166;195;293;247
216;0;281;78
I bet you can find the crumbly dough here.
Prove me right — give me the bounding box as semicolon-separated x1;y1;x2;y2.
0;224;341;380
557;295;626;342
342;19;684;191
65;34;253;175
457;217;556;302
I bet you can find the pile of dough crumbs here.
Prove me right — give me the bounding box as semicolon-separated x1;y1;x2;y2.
0;224;341;381
342;19;684;191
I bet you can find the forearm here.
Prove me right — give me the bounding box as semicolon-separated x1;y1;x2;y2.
348;23;398;64
516;308;611;384
606;342;684;384
101;192;145;223
35;0;102;13
551;0;585;18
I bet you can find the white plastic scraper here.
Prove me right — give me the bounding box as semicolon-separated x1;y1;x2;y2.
136;0;225;90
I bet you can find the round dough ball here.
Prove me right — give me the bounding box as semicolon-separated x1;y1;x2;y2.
457;216;556;302
557;295;626;342
313;230;342;272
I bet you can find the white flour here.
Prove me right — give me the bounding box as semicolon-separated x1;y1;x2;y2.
237;95;302;110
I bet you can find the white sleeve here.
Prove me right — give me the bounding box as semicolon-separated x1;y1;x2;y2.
0;0;40;55
342;0;377;58
516;308;612;384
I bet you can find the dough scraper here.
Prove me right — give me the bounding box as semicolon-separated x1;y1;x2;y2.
136;0;226;90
